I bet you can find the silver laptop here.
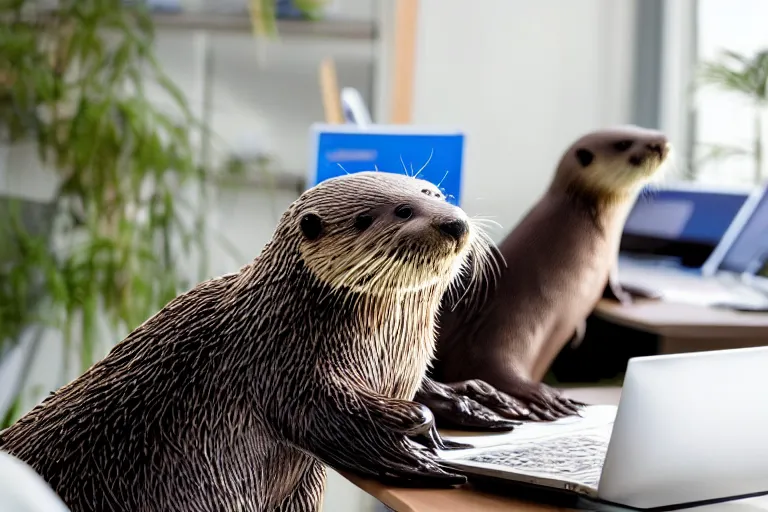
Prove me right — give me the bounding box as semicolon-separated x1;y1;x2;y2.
437;346;768;510
618;185;768;309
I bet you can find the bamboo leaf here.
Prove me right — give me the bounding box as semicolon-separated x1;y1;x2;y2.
696;143;753;166
0;0;271;408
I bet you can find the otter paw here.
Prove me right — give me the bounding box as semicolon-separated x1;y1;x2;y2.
367;438;468;488
619;282;662;301
605;280;661;304
415;380;521;432
509;382;586;422
305;396;467;488
411;421;473;452
604;281;634;305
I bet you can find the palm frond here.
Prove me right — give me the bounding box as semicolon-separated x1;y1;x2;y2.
697;48;768;103
696;142;753;166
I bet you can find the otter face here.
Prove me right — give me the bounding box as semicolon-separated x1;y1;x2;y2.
567;126;670;196
291;171;487;294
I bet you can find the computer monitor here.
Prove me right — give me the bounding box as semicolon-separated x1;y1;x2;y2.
702;185;768;276
620;185;750;267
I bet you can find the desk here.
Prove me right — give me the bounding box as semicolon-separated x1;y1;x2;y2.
344;385;768;511
348;476;569;511
344;388;616;512
593;299;768;354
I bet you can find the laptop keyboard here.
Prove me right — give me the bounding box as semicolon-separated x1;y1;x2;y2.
461;434;610;488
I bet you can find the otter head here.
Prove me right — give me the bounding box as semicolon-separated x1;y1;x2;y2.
289;171;485;295
554;125;670;204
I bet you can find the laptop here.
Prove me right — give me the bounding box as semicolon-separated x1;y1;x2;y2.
437;346;768;510
618;185;768;309
619;184;750;269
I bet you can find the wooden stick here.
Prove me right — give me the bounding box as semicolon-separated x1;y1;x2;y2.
319;58;345;124
390;0;419;124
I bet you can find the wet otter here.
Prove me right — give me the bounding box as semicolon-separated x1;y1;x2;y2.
417;126;670;430
0;171;499;511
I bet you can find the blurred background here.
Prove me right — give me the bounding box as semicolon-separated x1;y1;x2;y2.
1;0;767;510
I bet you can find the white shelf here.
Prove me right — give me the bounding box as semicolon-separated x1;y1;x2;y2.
151;12;378;41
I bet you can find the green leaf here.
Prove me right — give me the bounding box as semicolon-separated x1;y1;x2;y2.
1;395;23;430
0;0;267;400
697;48;768;103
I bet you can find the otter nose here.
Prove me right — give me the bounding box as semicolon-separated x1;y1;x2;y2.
438;219;468;241
646;139;668;158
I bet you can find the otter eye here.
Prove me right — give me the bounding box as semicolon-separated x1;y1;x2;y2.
300;213;323;240
394;205;413;219
354;213;373;231
613;140;633;152
421;189;432;197
575;148;594;167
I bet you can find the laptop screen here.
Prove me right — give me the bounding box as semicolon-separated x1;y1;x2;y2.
623;188;748;245
717;187;768;274
620;187;749;267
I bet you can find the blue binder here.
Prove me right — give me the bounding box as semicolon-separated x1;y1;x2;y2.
307;123;466;206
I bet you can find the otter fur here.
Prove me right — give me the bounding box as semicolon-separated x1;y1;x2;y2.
416;126;670;430
0;171;499;512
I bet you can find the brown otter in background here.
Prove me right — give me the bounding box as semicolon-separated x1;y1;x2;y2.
0;171;501;511
417;126;670;430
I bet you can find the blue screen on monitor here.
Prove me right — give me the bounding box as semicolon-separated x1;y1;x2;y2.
623;188;749;245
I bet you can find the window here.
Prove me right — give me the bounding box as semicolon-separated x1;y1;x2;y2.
661;0;768;188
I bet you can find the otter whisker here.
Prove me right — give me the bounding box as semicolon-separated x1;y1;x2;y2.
449;266;475;312
483;232;507;271
638;183;660;202
412;148;435;180
470;216;504;231
399;155;410;177
337;163;350;175
469;220;505;277
437;170;450;189
444;222;502;312
444;244;474;309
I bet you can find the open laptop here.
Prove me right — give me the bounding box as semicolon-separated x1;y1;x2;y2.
437;346;768;510
619;185;750;269
617;185;768;309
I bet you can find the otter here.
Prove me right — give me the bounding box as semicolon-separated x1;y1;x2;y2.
416;126;670;430
0;171;500;511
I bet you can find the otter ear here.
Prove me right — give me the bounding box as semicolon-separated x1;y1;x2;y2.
575;148;594;167
300;213;323;240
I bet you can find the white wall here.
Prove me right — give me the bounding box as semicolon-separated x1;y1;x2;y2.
410;0;638;237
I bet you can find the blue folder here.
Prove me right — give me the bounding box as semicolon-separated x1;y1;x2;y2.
307;123;466;206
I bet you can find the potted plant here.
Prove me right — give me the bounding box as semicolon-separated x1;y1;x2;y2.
0;0;295;427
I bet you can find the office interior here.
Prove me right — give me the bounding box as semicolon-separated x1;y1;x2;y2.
1;0;768;510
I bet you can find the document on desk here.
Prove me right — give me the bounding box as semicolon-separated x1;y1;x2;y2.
439;405;617;452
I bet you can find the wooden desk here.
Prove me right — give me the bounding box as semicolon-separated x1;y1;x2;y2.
347;475;571;512
593;299;768;354
344;388;617;512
